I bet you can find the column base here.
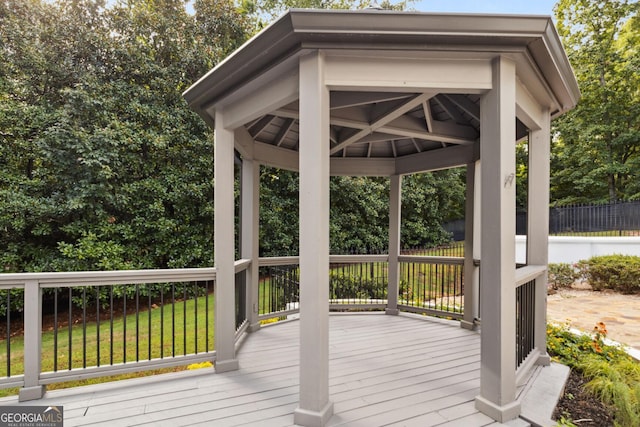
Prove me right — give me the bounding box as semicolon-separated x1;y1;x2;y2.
19;385;45;402
248;322;261;333
385;308;399;316
460;319;478;331
294;401;334;427
475;395;520;422
215;358;239;373
537;352;551;366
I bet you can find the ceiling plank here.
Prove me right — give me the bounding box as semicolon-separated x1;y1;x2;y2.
434;94;466;124
395;143;479;175
248;115;275;138
443;94;480;122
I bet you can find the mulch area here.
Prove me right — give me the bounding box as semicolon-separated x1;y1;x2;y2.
554;369;615;426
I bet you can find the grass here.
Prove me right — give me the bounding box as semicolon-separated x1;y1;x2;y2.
0;292;216;397
548;322;640;426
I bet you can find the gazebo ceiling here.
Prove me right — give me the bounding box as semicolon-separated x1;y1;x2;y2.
246;92;494;159
184;9;579;167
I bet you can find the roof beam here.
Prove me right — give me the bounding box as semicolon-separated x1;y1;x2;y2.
248;115;275;137
330;92;434;155
325;56;493;92
274;118;296;147
330;158;395;176
395;142;479;175
516;79;544;131
221;69;299;130
254;141;299;171
234;126;255;160
330;92;412;109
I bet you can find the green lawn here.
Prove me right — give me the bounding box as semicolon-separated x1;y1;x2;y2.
0;292;216;397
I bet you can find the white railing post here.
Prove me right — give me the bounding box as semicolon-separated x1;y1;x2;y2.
462;161;479;330
241;156;260;333
386;174;401;315
528;111;551;366
214;108;240;373
19;280;45;401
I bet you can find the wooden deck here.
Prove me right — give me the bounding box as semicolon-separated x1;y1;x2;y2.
2;313;519;426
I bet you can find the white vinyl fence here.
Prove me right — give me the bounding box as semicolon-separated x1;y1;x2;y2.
516;236;640;264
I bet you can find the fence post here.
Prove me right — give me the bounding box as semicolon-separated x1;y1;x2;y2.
19;280;45;401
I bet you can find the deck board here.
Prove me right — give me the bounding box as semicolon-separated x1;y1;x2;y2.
0;313;516;427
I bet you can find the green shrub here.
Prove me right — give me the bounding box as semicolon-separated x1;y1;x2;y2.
329;274;385;300
548;263;579;290
576;255;640;294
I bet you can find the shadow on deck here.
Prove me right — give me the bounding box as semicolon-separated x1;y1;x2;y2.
0;313;566;426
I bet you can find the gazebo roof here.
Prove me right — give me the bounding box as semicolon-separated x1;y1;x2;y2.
184;9;579;167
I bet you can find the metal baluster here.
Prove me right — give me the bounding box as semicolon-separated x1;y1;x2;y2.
160;284;164;359
194;281;198;354
123;290;127;364
6;291;11;377
172;283;175;357
96;287;100;367
135;284;140;362
68;288;72;370
148;284;152;360
205;280;209;352
82;287;87;369
53;288;57;372
183;284;187;355
110;286;114;366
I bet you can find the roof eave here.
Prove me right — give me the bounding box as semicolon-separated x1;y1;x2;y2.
183;9;580;118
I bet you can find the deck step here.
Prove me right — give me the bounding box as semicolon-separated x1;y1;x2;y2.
518;363;570;427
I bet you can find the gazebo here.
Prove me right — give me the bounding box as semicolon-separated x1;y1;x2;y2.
184;9;579;425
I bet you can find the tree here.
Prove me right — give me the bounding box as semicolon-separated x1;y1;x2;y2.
400;169;465;248
251;0;412;26
552;0;640;204
0;0;252;272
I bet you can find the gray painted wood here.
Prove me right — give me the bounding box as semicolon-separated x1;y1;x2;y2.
1;313;516;426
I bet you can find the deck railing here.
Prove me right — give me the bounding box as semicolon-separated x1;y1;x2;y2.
397;255;464;319
0;251;541;398
514;264;546;380
258;254;466;321
0;268;219;396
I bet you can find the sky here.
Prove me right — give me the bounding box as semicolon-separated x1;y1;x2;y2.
411;0;559;16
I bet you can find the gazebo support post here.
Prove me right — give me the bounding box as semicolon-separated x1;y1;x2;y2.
213;109;240;373
475;56;520;421
386;174;402;315
528;112;552;365
294;51;334;427
241;156;261;333
461;161;478;330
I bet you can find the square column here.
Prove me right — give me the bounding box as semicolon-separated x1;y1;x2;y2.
213;109;239;373
386;174;402;315
294;51;334;427
527;111;552;366
475;56;520;421
241;156;261;333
